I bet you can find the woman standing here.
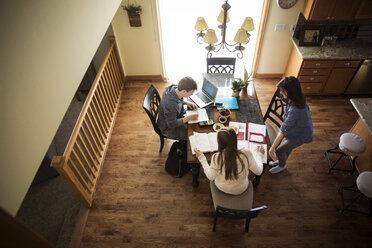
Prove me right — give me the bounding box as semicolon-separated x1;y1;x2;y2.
194;127;264;195
268;76;313;174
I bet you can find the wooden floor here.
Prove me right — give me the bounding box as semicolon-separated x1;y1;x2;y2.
78;79;372;248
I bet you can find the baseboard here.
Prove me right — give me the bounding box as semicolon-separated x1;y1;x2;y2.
253;73;283;79
68;205;90;248
125;75;163;81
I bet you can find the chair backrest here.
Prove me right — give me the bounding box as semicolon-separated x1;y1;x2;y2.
207;57;236;74
263;88;286;129
216;205;267;220
142;84;163;136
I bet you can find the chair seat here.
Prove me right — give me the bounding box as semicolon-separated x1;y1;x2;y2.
265;122;279;146
339;133;366;157
210;180;253;210
357;171;372;198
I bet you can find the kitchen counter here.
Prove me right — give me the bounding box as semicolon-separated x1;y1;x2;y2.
349;98;372;173
350;98;372;135
292;38;372;60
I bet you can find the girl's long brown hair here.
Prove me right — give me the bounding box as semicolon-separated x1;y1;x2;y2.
215;127;249;180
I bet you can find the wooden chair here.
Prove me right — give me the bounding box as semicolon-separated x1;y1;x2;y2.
210;181;267;232
207;57;236;74
143;84;166;152
263;88;286;145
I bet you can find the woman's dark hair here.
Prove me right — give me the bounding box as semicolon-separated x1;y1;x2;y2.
276;76;306;109
215;127;248;180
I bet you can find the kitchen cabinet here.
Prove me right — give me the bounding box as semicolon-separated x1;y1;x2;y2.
354;0;372;19
323;61;361;94
284;45;361;95
303;0;361;20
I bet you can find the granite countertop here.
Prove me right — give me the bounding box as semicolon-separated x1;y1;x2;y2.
292;38;372;60
350;98;372;135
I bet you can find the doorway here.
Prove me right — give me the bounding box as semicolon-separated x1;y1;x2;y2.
157;0;263;84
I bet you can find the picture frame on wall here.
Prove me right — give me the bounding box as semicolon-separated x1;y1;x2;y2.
299;25;324;46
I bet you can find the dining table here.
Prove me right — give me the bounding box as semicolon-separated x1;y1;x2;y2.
187;73;268;188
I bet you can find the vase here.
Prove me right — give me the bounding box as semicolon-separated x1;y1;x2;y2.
232;91;240;98
127;12;142;27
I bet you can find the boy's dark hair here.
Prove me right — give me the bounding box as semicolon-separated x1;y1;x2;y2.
178;76;198;92
276;76;306;109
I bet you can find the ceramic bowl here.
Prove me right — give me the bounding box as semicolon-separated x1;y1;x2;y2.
218;108;231;119
218;116;227;124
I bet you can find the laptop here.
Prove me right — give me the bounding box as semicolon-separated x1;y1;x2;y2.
189;78;218;108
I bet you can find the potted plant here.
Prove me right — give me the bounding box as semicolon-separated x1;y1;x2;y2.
122;4;142;27
231;69;252;98
242;68;253;91
231;78;247;98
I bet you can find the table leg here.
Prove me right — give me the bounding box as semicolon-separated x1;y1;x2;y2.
190;163;200;188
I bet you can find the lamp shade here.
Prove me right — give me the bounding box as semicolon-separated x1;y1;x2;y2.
195;17;208;31
204;29;218;44
217;10;230;23
234;28;248;43
241;17;254;31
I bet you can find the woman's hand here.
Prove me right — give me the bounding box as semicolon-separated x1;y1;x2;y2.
194;148;203;159
256;145;265;155
269;146;278;161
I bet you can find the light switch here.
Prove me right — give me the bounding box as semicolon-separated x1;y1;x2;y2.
275;24;286;31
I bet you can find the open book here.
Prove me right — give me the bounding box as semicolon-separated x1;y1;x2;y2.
229;121;267;163
228;121;266;143
186;108;209;124
189;132;218;154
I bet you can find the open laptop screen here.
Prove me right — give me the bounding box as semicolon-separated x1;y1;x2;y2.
202;78;217;100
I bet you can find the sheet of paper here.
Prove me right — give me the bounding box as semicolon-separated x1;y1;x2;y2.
189;135;197;155
229;121;247;140
190;132;218;154
193;132;212;153
237;141;267;164
248;123;266;136
248;142;267;164
186;108;209;124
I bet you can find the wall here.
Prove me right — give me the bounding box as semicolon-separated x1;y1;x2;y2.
112;0;163;76
256;0;305;74
0;0;121;216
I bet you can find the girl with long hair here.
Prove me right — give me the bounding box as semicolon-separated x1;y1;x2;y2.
194;127;264;195
268;76;313;174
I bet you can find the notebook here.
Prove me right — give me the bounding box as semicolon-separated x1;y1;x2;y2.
189;78;218;108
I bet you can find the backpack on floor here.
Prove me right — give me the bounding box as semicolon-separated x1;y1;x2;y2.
165;140;189;177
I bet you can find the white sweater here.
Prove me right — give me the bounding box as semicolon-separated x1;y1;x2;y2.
197;149;263;195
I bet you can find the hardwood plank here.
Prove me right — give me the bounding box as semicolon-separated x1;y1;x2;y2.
77;79;372;248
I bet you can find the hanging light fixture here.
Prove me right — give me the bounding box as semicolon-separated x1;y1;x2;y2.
194;0;254;59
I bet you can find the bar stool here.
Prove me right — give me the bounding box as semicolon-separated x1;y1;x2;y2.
324;133;366;174
338;171;372;216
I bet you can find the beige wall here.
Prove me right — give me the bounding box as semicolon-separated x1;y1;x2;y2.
112;0;163;76
256;0;305;74
0;0;121;216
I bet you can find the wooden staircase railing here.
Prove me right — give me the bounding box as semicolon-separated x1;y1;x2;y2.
51;36;124;207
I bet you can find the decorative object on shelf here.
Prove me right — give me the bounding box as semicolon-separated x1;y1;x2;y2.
122;2;142;27
299;25;324;46
277;0;298;9
194;0;254;59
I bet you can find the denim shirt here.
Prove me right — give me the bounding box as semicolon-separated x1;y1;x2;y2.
280;101;313;144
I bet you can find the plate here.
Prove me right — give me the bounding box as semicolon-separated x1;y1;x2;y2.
213;123;224;132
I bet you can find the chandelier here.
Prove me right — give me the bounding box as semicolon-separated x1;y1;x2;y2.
194;0;254;59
